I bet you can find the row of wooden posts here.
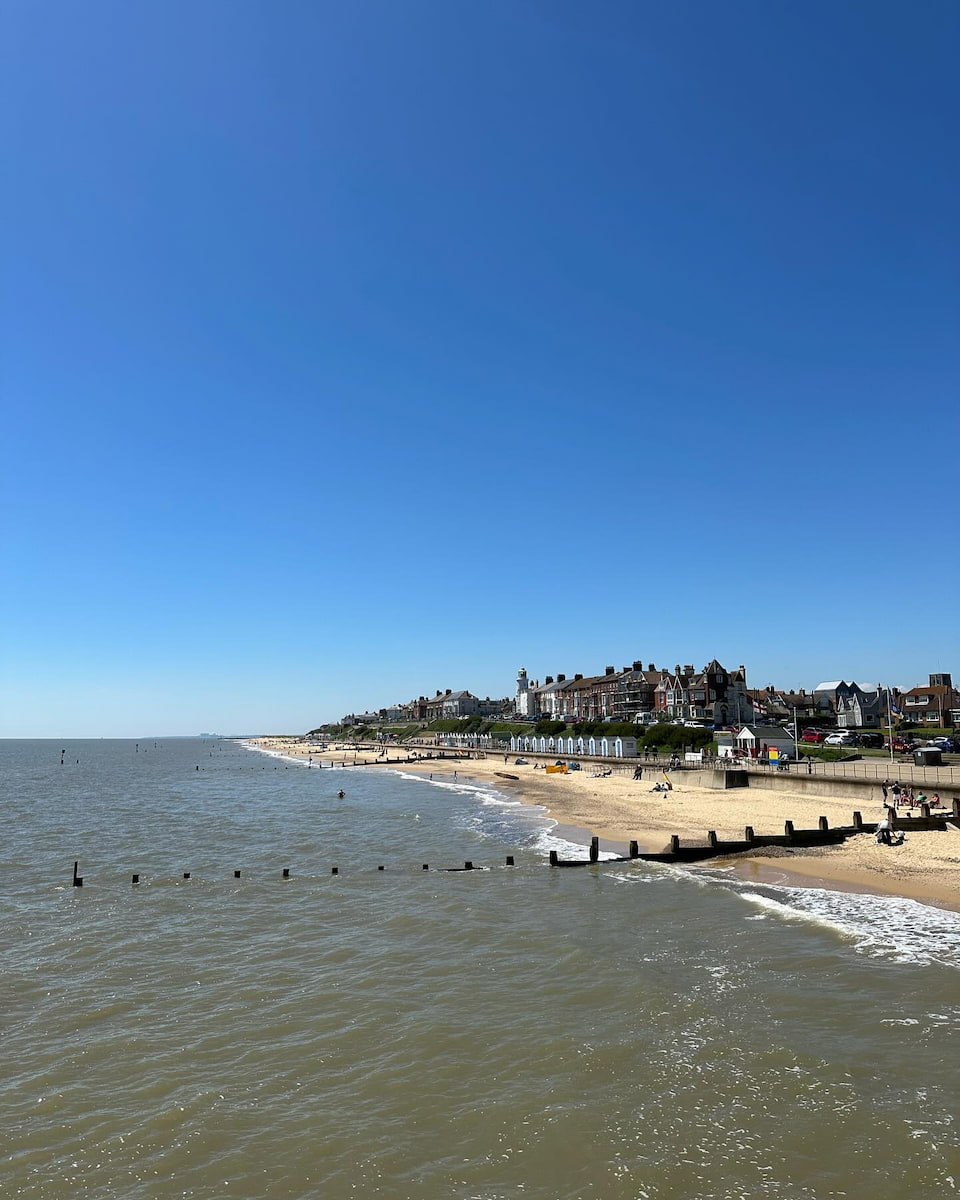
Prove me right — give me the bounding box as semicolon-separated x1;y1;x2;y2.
68;801;960;887
70;857;517;887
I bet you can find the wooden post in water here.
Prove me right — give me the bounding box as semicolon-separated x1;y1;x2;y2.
378;865;385;871
549;850;559;866
422;864;429;871
132;873;140;885
818;816;829;831
853;811;863;829
505;855;515;866
707;831;718;848
464;861;473;870
183;872;191;879
670;835;680;854
628;841;639;859
72;861;83;888
234;870;241;878
331;866;339;875
589;837;599;863
282;868;290;878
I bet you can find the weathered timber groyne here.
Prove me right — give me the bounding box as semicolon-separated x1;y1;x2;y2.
67;802;960;888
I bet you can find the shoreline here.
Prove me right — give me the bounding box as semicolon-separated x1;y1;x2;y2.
244;739;960;913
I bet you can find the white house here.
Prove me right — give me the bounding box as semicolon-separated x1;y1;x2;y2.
733;725;795;758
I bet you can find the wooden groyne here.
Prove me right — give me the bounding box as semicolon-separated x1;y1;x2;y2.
66;802;959;888
547;802;960;867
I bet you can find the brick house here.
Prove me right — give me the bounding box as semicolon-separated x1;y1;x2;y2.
900;674;959;727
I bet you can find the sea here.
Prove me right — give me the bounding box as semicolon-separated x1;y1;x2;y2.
3;737;959;1199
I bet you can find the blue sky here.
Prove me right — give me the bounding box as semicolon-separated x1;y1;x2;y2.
2;0;957;736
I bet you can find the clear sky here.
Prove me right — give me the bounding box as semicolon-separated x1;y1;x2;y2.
2;0;957;737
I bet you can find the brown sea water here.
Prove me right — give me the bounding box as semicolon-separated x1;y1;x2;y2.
2;738;959;1199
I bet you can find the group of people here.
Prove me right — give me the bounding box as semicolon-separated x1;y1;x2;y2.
881;780;943;809
877;780;950;846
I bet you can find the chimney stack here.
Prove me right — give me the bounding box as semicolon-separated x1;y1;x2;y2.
605;666;615;676
557;674;566;682
545;676;554;685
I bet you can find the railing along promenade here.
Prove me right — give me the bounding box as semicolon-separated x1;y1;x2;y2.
402;737;960;790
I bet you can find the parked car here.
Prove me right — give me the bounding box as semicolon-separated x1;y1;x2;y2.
891;737;917;753
857;732;885;748
801;729;828;743
825;732;859;747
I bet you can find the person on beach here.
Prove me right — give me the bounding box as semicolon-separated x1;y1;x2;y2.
881;779;890;800
876;816;893;845
891;782;901;804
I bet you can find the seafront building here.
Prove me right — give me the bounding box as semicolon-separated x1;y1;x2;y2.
338;663;956;736
900;673;960;727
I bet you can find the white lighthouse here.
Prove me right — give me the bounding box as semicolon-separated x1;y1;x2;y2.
516;667;533;717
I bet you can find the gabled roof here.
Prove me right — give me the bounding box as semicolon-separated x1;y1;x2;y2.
735;725;793;739
814;681;845;691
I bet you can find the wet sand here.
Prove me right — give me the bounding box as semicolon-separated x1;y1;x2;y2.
248;738;960;912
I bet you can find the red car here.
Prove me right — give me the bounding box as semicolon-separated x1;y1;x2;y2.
801;729;828;743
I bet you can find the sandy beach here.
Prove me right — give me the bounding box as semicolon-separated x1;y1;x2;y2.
248;738;960;912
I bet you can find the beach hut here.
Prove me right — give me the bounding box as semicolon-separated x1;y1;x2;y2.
588;737;597;755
